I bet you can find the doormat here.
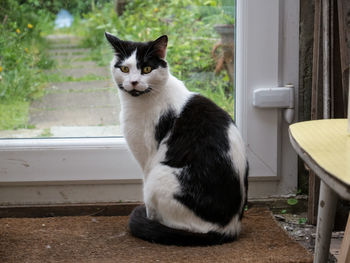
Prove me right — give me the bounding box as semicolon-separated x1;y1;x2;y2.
0;207;313;263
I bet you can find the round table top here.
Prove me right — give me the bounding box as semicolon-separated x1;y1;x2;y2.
289;119;350;187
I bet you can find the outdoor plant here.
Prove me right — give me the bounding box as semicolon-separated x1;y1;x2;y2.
0;0;106;130
0;0;236;130
0;0;56;130
220;0;236;24
77;0;235;116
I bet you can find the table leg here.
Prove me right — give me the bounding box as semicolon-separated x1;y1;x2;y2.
314;181;338;263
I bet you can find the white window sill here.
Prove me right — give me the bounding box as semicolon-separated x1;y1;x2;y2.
0;137;143;185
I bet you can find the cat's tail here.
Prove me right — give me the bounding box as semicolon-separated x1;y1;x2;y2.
128;205;236;246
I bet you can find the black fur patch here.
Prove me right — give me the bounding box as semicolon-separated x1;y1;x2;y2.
155;109;176;148
162;94;243;226
129;205;236;246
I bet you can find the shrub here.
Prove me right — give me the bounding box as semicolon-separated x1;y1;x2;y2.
0;0;55;129
0;0;55;101
78;0;235;116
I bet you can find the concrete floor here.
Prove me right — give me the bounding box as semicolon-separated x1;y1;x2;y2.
274;212;343;262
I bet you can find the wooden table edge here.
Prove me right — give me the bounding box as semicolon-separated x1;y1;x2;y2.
288;128;350;201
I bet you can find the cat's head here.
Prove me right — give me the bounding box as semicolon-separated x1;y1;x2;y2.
105;32;169;97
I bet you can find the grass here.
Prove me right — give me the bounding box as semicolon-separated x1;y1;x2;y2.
186;72;234;117
1;0;236;132
0;0;116;131
0;100;30;130
39;128;53;137
74;0;236;118
46;73;108;83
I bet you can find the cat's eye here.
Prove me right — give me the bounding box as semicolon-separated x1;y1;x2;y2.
120;66;129;73
142;66;152;74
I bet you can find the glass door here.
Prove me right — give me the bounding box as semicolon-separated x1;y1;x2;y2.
0;0;300;204
0;0;235;139
0;0;239;204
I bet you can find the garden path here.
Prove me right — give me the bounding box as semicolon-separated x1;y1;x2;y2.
27;34;121;137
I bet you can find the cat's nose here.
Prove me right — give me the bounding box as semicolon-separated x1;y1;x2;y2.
131;81;139;86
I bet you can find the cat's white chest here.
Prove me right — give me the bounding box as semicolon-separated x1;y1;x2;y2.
121;106;158;172
118;76;191;174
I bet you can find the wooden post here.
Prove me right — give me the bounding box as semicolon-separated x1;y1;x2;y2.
308;0;322;225
337;0;350;116
115;0;127;16
336;2;350;257
308;171;320;225
307;0;350;228
338;212;350;263
322;0;330;119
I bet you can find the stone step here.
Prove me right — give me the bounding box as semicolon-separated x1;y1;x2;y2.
46;66;110;79
25;34;121;133
29;90;120;128
31;89;119;110
57;61;98;69
49;48;90;56
49;44;83;49
0;129;45;139
48;80;114;92
29;106;120;128
50;53;87;59
0;125;122;138
50;125;122;137
51;54;87;62
46;34;82;46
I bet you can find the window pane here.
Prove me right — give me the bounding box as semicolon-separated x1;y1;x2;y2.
0;0;235;138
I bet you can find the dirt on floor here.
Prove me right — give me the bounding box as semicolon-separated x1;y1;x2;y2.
273;212;340;263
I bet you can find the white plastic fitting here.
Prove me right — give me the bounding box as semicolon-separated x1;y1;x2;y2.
253;84;295;123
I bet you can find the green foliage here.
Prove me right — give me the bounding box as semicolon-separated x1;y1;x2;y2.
298;217;307;224
221;0;236;24
46;73;107;83
77;0;235;117
189;72;234;115
0;0;112;131
287;198;298;206
0;0;236;131
0;0;56;130
0;100;30;130
0;0;109;20
39;128;53;137
0;35;52;101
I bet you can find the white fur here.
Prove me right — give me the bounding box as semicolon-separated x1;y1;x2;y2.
111;54;191;170
111;49;246;236
227;123;248;219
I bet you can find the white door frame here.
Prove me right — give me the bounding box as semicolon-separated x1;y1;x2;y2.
236;0;299;197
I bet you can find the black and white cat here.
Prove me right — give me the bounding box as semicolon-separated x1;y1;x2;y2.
105;33;248;246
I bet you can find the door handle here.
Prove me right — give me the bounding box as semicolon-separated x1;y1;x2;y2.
252;84;294;123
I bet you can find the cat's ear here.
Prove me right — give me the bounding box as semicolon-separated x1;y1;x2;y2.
152;35;168;59
105;32;124;54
